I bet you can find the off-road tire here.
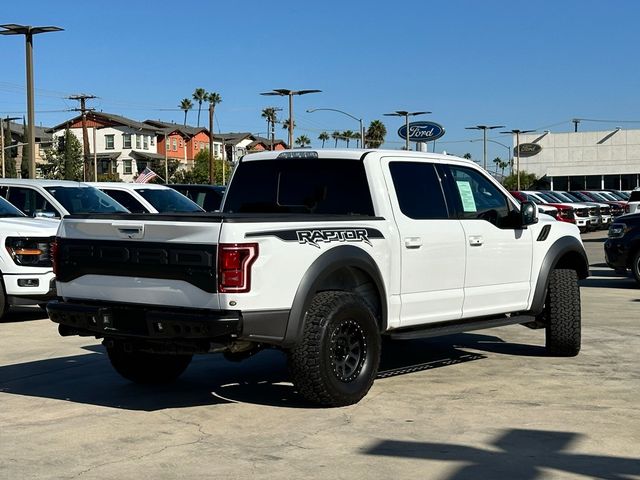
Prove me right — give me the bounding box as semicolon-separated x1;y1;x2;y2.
288;291;381;407
106;341;192;384
544;269;581;356
631;250;640;286
0;278;9;322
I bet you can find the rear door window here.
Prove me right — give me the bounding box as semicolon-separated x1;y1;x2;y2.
102;189;150;213
388;162;449;219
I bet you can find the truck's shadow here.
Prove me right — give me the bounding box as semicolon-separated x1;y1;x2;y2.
0;332;545;411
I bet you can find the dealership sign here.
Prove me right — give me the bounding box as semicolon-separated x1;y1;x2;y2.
516;143;542;157
398;121;446;142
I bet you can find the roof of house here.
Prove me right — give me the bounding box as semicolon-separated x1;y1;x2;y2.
143;120;209;138
213;132;255;144
4;121;52;141
247;135;287;149
49;112;160;134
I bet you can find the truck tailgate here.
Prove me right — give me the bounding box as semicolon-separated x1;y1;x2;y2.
56;215;223;309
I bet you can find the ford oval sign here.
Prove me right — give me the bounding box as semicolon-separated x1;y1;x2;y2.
516;143;542;157
398;121;446;142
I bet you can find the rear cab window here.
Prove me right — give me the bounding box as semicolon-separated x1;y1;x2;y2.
223;159;374;216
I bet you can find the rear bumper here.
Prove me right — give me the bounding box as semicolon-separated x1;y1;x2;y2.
47;300;241;341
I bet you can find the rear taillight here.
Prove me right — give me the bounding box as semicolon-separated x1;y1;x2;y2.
218;243;258;293
51;239;59;275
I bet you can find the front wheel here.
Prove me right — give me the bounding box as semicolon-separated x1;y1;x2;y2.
106;341;193;384
544;269;581;356
288;291;381;407
631;250;640;287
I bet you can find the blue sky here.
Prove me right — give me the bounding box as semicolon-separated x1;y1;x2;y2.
2;0;639;160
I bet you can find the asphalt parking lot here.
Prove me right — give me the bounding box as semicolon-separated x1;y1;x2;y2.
1;230;638;480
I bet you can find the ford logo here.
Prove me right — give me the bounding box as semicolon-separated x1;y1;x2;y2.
516;143;542;157
398;121;446;142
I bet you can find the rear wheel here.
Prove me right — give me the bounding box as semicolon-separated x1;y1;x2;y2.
288;291;381;407
544;269;581;356
106;340;192;384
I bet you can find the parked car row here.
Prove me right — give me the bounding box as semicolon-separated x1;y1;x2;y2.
510;189;631;233
0;178;226;320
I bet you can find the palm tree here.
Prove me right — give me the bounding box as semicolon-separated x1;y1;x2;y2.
192;88;208;127
261;107;278;148
365;120;387;148
332;131;341;148
342;130;354;148
351;131;362;148
206;92;222;183
295;135;311;148
493;156;502;174
281;119;295;131
179;98;193;126
463;153;472;160
318;131;330;148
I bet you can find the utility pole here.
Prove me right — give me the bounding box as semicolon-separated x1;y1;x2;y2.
68;94;96;181
572;118;580;132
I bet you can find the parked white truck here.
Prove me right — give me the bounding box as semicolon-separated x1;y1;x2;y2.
48;149;589;406
0;196;58;319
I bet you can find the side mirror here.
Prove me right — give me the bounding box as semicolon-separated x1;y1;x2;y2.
34;211;58;219
520;201;538;228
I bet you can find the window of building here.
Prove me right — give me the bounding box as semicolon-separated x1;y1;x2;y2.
214;144;220;156
180;139;184;148
585;175;601;189
105;134;115;150
150;137;155;146
194;142;199;150
143;136;149;150
136;135;141;149
603;175;620;189
568;176;585;190
123;159;133;175
172;139;178;151
389;162;449;219
621;174;639;190
122;134;132;149
551;176;568;190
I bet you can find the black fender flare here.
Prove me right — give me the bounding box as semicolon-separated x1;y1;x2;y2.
528;236;589;315
282;245;387;347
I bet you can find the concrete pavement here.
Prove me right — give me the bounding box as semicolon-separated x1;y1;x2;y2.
0;230;638;479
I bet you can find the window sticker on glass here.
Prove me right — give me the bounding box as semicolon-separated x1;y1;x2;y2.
456;180;477;212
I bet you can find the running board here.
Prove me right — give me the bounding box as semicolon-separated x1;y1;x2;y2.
389;314;536;341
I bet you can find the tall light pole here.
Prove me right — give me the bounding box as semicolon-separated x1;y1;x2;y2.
501;128;535;190
307;108;364;148
1;24;63;178
469;138;511;175
383;110;430;151
260;89;321;148
465;125;504;171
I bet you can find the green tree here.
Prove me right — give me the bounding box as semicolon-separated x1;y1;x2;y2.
179;98;193;126
192;88;208;127
318;131;330;148
281;119;295;131
463;152;472;160
342;130;354;148
502;170;538;190
351;131;362;148
20;136;29;178
331;131;341;148
40;129;83;180
295;135;311;148
365;120;386;148
262;107;278;142
172;149;233;185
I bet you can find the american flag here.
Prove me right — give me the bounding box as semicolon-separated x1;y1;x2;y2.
134;166;158;184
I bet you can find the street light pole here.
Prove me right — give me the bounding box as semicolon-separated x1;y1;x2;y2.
260;89;321;148
465;125;504;171
469;138;511;175
501;128;535;190
1;24;63;178
306;108;364;147
383;110;431;151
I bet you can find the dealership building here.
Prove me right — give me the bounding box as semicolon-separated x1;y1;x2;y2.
515;128;640;191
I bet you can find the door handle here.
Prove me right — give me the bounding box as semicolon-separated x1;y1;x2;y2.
404;237;422;249
468;235;483;246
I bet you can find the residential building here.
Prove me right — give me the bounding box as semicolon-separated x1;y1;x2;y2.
143;120;211;169
50;112;163;182
247;135;288;152
1;121;52;177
